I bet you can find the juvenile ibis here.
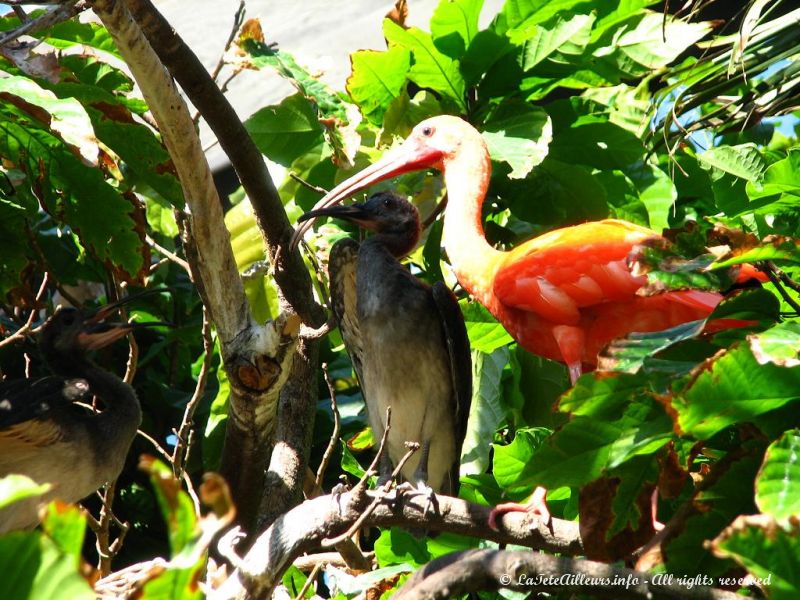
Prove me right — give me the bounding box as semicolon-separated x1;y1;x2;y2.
0;299;160;532
299;191;471;497
293;115;760;525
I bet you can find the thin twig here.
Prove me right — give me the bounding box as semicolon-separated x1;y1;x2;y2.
137;428;201;515
289;171;329;195
172;306;213;479
761;261;800;314
767;260;800;293
292;551;375;572
95;480;123;576
209;0;245;83
314;363;340;493
0;273;49;349
292;561;322;600
145;234;191;274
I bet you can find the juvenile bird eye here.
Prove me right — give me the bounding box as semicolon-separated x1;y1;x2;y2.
383;197;391;207
421;126;433;137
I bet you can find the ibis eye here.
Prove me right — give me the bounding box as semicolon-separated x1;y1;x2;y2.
421;126;433;137
383;197;391;207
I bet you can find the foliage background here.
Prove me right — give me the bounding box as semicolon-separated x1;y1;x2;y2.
1;0;800;598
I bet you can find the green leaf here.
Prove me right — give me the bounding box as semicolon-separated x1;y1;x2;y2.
756;430;800;521
43;20;121;58
383;20;466;111
612;12;712;70
340;441;367;479
673;322;800;439
42;503;87;567
549;121;643;170
141;457;197;557
745;149;800;213
0;475;50;511
240;40;348;122
0;105;144;278
600;319;707;375
712;515;800;599
625;161;676;232
461;301;513;353
347;47;411;125
0;76;98;163
374;528;430;568
0;531;93;600
483;102;552;179
461;348;509;476
664;449;761;577
493;427;551;491
510;13;595;71
282;565;310;598
430;0;484;59
697;144;766;182
244;94;325;167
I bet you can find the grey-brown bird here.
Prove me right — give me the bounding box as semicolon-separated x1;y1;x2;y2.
298;191;471;496
0;298;161;532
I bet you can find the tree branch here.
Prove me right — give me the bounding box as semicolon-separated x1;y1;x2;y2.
213;491;582;600
0;0;86;47
393;549;742;600
89;0;300;530
124;0;325;329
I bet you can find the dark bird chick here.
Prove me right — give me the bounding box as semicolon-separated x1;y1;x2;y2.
299;191;472;495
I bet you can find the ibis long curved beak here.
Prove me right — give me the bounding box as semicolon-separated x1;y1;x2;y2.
290;137;441;249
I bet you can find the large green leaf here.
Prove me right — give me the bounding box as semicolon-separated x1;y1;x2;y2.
383;20;466;111
673;322;800;439
347;47;411;125
0;475;49;511
712;515;800;600
745;149;800;214
0;104;145;278
461;301;513;353
756;430;800;521
510;13;595;71
245;93;325;167
0;531;93;600
461;347;509;475
483;101;551;179
698;144;767;182
430;0;484;59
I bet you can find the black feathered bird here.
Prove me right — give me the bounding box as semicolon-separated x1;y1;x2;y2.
299;191;472;495
0;298;162;532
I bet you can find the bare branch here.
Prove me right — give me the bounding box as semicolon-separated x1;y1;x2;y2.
761;261;800;314
393;549;742;600
172;306;213;478
0;1;86;47
293;561;322;600
145;234;191;275
292;551;375;573
0;273;48;349
214;490;581;600
314;363;341;494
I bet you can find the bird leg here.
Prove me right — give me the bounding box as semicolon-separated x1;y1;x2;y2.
375;452;395;489
488;486;550;531
552;325;585;385
396;441;437;517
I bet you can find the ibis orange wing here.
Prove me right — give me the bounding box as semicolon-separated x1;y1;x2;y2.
492;220;659;325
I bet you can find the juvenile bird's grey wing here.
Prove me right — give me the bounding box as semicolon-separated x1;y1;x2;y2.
0;376;88;429
431;282;472;495
328;238;364;384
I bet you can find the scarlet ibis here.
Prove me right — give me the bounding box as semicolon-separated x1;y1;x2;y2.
0;298;162;532
299;191;471;497
292;115;760;525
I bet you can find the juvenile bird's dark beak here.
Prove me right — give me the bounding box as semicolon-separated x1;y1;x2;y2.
80;289;172;350
297;203;377;230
